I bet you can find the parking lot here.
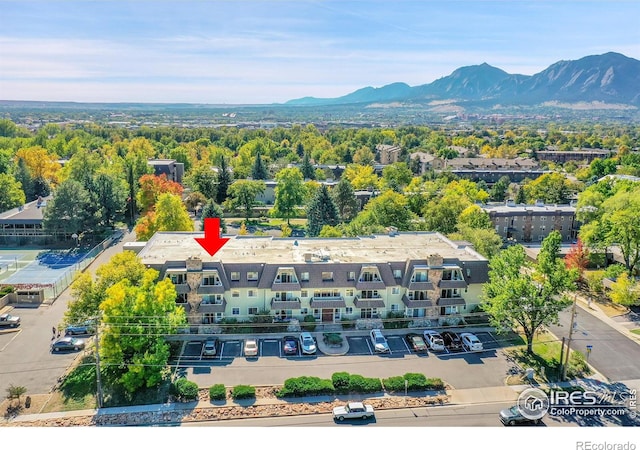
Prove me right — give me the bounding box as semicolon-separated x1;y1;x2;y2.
173;330;502;362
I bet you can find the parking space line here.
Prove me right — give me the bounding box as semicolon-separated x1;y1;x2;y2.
0;329;22;351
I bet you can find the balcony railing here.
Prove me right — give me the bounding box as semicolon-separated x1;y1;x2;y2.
270;297;302;309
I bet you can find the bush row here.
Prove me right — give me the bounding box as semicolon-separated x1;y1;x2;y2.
276;372;443;398
173;379;257;402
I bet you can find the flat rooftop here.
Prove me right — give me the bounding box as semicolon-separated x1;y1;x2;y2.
137;232;487;265
482;203;576;214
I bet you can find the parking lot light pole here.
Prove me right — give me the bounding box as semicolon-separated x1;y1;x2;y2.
561;294;578;381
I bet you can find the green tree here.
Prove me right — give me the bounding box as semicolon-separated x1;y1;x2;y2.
352;190;414;230
42;179;95;236
185;164;218;200
306;184;340;237
343;164;379;191
200;199;226;233
134;193;194;241
272;167;304;225
228;180;266;221
100;269;187;396
608;272;639;306
0;173;26;211
381;162;412;192
490;175;511;202
523;173;571;204
93;170;128;229
331;177;358;223
215;156;232;204
481;232;577;354
300;152;315;180
450;225;503;259
457;204;492;230
251;150;268;180
14;158;34;201
318;225;343;237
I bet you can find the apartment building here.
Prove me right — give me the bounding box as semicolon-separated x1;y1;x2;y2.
482;200;577;243
137;232;489;329
376;144;401;165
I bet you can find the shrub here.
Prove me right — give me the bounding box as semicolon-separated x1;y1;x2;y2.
566;351;592;379
173;378;199;401
340;317;356;330
383;311;409;329
348;374;382;393
382;373;444;392
277;376;335;398
209;384;227;401
331;372;351;394
301;315;317;332
231;385;256;400
323;332;343;345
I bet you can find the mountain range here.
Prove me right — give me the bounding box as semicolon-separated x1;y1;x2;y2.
285;52;640;107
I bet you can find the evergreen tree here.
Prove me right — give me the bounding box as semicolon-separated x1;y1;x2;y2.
15;157;34;201
515;185;527;204
251;151;268;180
200;199;227;233
301;152;315;180
306;184;339;237
215;156;232;204
296;142;305;158
332;177;358;222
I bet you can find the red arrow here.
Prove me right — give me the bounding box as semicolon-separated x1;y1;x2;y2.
195;218;230;256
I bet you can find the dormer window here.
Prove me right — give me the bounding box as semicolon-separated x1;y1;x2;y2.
410;269;428;283
201;270;222;286
441;269;464;281
166;269;187;285
274;267;298;284
359;265;382;282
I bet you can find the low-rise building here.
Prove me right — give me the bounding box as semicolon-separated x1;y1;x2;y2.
148;159;185;184
137;232;489;331
482;200;577;243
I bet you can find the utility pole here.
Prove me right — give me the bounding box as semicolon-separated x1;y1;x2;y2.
561;295;578;381
94;323;104;408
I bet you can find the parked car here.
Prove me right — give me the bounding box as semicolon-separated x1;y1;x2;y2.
370;328;390;353
405;333;428;353
423;330;445;352
0;313;20;328
203;338;218;357
460;332;483;352
51;337;85;352
299;332;316;355
282;336;298;355
65;320;95;336
499;405;542;426
243;338;258;357
333;402;375;421
441;331;462;351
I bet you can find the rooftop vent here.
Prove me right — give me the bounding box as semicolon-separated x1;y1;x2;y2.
535;199;545;207
506;199;515;207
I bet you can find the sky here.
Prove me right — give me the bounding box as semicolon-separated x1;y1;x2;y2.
1;0;639;105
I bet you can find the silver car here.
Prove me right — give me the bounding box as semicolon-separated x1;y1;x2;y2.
299;332;316;355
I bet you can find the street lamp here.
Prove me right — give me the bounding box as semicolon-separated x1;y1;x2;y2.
71;233;78;246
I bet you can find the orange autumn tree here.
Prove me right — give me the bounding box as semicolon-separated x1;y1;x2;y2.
564;238;590;284
136;173;183;214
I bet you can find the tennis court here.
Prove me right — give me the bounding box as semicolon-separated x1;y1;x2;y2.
0;247;96;301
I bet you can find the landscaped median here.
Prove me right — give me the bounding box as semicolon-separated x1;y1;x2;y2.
3;372;449;427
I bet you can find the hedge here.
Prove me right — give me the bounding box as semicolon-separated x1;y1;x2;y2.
276;376;335;398
382;373;444;392
231;384;256;400
173;377;199;401
209;384;227;401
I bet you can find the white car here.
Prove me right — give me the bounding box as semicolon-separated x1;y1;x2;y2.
333;402;375;421
423;330;445;352
243;338;258;357
460;332;483;352
299;332;317;355
370;328;390;353
203;338;217;357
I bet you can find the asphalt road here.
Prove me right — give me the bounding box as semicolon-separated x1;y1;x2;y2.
548;303;640;382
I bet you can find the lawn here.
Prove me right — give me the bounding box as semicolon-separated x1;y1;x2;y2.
505;330;591;383
631;329;640;336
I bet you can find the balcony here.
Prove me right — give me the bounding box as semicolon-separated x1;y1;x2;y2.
353;295;385;308
199;297;227;313
310;296;346;308
174;284;190;294
407;280;434;291
355;278;385;290
436;297;466;307
270;297;302;310
197;284;226;295
438;280;467;289
271;280;301;291
401;294;433;309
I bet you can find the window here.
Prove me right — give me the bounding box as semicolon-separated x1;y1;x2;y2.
169;272;186;284
230;272;240;281
393;269;402;279
232;308;240;315
503;227;508;233
247;271;258;281
411;270;428;282
300;308;308;315
176;294;187;304
346;289;354;297
360;308;377;319
276;271;297;283
322;271;333;281
361;290;379;299
504;217;509;222
301;290;308;298
345;307;353;315
248;307;258;315
232;290;240;298
392;287;400;294
300;272;309;281
248;290;256;297
203;313;216;324
390;304;399;312
334;309;341;320
348;271;355;281
201;273;220;286
540;216;546;221
440;306;458;315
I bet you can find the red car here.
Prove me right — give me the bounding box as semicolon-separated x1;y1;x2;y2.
283;336;298;355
